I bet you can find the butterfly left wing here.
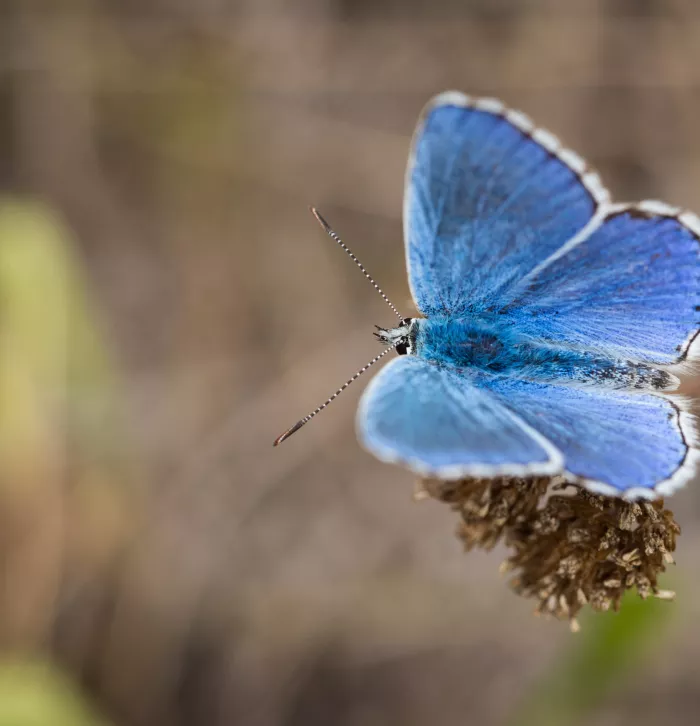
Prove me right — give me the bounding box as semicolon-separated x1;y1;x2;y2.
405;92;608;316
477;373;698;498
357;356;562;479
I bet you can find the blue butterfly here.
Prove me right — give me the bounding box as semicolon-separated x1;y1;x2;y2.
277;92;700;501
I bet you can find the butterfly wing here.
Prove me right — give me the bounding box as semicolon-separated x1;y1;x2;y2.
477;373;698;497
405;92;608;316
500;203;700;366
357;356;562;478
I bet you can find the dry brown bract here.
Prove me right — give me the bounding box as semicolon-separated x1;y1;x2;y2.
419;477;680;629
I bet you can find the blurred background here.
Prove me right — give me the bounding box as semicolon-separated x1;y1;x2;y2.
2;1;700;725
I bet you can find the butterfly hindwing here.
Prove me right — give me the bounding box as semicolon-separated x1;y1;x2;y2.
405;92;608;316
357;356;562;478
501;203;700;366
477;372;697;497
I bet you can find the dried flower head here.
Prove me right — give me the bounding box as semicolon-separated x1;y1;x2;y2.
419;477;680;629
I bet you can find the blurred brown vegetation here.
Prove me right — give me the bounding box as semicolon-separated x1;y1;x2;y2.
2;1;700;725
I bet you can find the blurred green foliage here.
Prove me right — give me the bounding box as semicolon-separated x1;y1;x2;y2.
510;591;674;726
0;201;127;724
0;198;125;457
0;657;109;726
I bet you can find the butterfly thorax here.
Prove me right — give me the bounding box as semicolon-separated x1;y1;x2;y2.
414;317;511;370
411;316;675;390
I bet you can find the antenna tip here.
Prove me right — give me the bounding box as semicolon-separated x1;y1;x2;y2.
273;419;305;446
309;207;330;231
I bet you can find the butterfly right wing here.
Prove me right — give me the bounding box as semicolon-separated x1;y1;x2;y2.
500;203;700;366
405;92;608;316
357;356;562;479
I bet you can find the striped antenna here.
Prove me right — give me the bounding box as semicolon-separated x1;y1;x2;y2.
273;343;397;446
310;207;403;321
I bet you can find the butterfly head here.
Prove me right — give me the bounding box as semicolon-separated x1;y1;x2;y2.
374;317;416;355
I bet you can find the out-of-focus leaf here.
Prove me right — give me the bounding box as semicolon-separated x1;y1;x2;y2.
0;198;135;647
0;196;125;447
0;658;110;726
508;591;674;726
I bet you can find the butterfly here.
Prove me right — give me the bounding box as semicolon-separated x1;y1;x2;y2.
275;91;700;500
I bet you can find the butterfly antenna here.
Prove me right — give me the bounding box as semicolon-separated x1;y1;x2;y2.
310;207;403;321
273;343;397;446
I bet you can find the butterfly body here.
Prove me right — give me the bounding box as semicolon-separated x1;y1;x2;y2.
389;316;674;390
412;316;546;376
357;92;700;499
